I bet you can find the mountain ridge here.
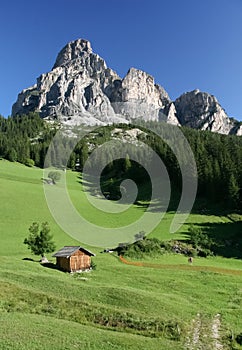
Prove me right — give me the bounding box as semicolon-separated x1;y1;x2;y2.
12;38;242;135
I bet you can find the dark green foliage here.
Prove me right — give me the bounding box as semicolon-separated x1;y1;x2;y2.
124;153;132;172
90;260;97;270
79;141;89;171
136;121;242;211
235;333;242;345
23;222;56;258
87;121;242;211
99;154;152;202
7;148;18;162
227;174;240;208
116;238;185;259
188;225;214;257
118;231;214;259
118;238;170;259
0;113;57;167
0;114;241;211
24;158;35;167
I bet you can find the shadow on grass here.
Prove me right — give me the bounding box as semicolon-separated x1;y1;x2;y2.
22;258;64;271
187;220;242;259
41;262;62;271
22;257;35;262
76;173;242;259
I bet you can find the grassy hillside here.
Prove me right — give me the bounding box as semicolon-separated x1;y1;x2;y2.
0;159;242;349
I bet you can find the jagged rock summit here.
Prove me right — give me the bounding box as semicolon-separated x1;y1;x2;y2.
12;39;241;135
52;38;92;68
174;89;241;135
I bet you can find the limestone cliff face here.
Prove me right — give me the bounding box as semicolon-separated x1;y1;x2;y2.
12;39;240;134
12;39;124;125
174;89;236;134
109;68;174;122
52;39;92;69
12;39;174;126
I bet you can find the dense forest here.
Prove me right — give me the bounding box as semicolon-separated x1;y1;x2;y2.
0;113;57;167
0;113;241;211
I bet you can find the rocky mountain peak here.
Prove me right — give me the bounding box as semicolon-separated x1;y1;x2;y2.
53;39;92;69
174;90;235;134
12;38;241;135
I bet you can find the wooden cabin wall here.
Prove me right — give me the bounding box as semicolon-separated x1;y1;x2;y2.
57;257;71;272
70;250;91;271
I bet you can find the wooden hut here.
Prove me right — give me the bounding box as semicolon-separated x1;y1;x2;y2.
52;246;95;272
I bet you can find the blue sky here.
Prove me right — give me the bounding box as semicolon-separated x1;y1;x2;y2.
1;0;242;120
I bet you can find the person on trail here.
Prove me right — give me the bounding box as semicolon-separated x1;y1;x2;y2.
188;257;193;264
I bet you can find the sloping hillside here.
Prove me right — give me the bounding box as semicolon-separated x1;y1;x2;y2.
0;160;242;349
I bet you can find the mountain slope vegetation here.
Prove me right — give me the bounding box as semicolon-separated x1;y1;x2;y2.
0;161;242;349
0;114;241;211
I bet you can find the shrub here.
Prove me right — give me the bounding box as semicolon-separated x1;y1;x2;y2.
25;158;35;167
236;333;242;345
48;171;61;184
188;225;214;256
118;238;167;258
90;260;97;270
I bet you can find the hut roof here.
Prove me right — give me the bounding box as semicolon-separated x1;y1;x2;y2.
52;246;95;258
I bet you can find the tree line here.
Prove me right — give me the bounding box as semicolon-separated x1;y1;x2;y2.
0;113;57;167
136;120;242;210
0;113;241;210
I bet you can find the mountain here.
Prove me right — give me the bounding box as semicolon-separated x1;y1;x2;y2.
12;39;242;135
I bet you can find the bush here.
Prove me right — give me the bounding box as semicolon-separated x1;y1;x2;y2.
236;333;242;345
90;260;97;270
117;230;215;259
118;238;167;259
170;240;197;256
188;225;214;256
25;158;35;167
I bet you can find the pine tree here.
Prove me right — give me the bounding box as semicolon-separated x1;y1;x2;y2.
79;142;89;170
227;174;240;208
124;153;132;172
24;222;56;261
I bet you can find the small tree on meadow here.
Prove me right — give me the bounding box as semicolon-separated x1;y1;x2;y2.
24;222;56;261
48;171;61;184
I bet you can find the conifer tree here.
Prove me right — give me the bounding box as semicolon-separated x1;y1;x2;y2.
24;222;56;260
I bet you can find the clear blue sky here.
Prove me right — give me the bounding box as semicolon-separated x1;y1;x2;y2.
1;0;242;120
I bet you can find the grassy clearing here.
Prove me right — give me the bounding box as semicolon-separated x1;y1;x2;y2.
0;312;172;350
0;160;242;349
0;253;241;349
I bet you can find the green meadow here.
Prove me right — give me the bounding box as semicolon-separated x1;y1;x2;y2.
0;159;242;349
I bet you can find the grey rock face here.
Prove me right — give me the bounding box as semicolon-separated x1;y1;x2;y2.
12;39;240;134
174;89;239;135
109;68;175;122
160;102;180;126
53;38;92;69
12;39;122;125
12;39;173;126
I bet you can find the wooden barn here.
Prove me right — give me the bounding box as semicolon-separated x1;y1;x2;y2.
52;246;95;272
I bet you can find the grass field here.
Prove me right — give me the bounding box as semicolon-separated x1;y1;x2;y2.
0;159;242;349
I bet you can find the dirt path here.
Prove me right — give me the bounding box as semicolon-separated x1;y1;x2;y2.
119;256;234;348
119;256;231;349
211;314;223;350
185;313;224;350
185;313;201;349
119;256;242;276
